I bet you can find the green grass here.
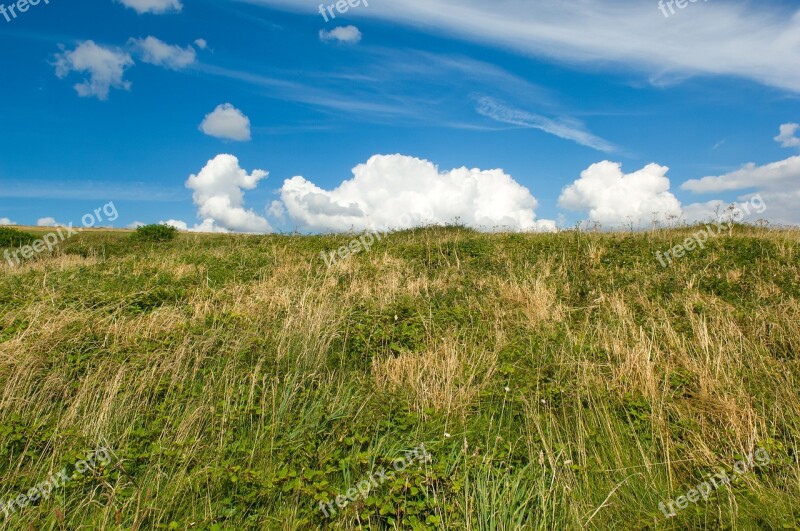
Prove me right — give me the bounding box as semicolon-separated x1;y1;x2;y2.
0;227;37;249
0;225;798;529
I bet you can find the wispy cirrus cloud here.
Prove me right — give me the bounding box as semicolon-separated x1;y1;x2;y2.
0;180;186;201
241;0;800;93
195;49;592;135
476;96;617;153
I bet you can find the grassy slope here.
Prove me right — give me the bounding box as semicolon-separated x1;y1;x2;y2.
0;226;798;530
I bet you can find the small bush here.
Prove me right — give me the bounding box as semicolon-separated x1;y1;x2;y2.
0;227;37;249
134;224;179;243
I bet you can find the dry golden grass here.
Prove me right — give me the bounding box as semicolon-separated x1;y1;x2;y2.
372;338;499;417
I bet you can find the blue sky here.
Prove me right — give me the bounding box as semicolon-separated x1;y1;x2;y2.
0;0;798;232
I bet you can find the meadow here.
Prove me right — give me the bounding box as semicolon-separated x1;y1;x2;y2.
0;224;798;529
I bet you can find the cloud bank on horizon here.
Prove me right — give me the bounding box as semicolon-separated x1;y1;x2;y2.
170;153;557;233
167;143;783;234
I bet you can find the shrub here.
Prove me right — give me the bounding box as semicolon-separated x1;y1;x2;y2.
0;227;37;249
133;224;179;242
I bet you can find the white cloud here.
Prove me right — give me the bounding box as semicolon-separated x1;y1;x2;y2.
194;38;208;50
558;161;683;228
127;221;146;229
476;96;616;153
160;219;188;230
193;218;232;233
681;156;800;225
251;0;800;93
53;41;134;100
681;156;800;194
268;200;286;221
0;218;15;225
680;200;726;224
160;218;231;233
679;125;800;225
129;36;197;70
775;123;800;148
750;190;800;225
278;154;555;232
319;26;362;44
37;217;63;227
199;104;252;141
185;154;272;233
117;0;182;14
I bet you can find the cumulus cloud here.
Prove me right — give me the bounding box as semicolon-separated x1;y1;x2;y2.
185;154;272;233
476;96;617;153
37;217;63;227
278;154;555;232
193;218;232;233
775;123;800;148
160;219;188;230
199;104;252;141
53;41;134;100
558;161;683;228
194;38;208;50
0;218;15;225
319;26;362;44
268;200;286;221
127;221;146;229
117;0;182;14
160;218;231;233
129;36;197;70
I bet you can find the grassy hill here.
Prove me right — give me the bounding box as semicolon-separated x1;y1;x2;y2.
0;225;798;529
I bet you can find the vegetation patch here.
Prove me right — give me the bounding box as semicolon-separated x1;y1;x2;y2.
0;225;798;529
0;226;37;249
133;223;179;242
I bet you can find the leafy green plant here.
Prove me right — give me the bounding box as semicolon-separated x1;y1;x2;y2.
0;226;37;248
133;224;179;242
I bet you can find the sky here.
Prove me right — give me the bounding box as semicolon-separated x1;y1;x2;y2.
0;0;798;233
